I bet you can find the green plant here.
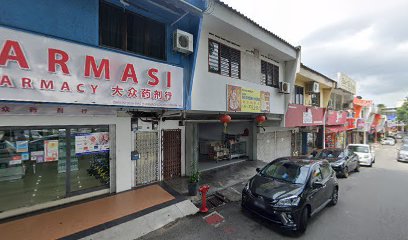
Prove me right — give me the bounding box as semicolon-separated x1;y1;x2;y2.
189;157;200;183
189;170;200;183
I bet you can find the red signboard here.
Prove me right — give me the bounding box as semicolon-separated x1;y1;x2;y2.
353;97;373;107
285;104;325;127
345;118;356;130
326;110;348;126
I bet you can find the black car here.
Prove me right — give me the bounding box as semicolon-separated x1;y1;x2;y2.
315;148;360;178
242;158;338;233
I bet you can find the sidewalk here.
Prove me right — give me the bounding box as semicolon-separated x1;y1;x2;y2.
0;184;198;240
166;160;266;198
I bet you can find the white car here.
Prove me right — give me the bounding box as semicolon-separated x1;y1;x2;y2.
397;145;408;162
380;137;396;145
347;144;375;167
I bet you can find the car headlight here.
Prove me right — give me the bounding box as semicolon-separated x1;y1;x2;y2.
275;195;301;207
244;182;250;191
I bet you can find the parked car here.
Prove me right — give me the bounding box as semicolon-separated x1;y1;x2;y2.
242;158;338;233
315;148;359;178
395;134;403;139
397;145;408;162
347;144;375;167
381;137;396;145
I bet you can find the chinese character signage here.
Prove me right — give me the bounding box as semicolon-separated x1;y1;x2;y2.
227;85;270;113
0;27;183;108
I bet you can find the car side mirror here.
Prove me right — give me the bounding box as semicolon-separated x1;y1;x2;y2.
312;181;324;189
256;167;261;173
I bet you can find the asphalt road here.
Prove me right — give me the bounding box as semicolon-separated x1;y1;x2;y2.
141;143;408;240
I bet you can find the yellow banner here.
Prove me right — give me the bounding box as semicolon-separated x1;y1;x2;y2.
227;85;270;113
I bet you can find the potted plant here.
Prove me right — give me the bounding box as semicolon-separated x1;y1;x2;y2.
188;170;200;196
188;159;200;196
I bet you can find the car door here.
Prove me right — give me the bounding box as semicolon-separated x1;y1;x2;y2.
308;165;326;212
320;162;334;200
345;149;357;170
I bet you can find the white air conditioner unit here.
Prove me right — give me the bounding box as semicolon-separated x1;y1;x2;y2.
279;82;291;94
307;82;320;94
173;29;193;54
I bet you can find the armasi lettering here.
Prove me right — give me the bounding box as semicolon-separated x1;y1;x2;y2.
0;40;174;87
0;40;30;69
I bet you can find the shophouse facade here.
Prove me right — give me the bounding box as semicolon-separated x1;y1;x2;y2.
183;0;301;172
325;73;357;148
286;64;336;155
0;0;205;218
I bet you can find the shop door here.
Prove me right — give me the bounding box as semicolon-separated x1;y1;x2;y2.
134;132;159;186
162;129;181;180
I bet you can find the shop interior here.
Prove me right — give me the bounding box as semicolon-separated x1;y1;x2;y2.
0;127;110;213
197;122;253;172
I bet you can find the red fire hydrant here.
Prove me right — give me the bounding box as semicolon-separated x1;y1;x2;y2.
199;185;210;213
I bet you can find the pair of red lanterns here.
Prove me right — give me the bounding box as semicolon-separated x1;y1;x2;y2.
219;114;266;132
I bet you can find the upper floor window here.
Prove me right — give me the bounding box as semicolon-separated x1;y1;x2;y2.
261;60;279;88
99;1;166;60
311;93;320;107
208;39;241;79
294;86;304;105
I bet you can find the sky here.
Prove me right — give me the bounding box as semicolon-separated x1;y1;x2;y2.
220;0;408;107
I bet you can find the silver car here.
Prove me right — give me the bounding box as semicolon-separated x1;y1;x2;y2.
397;145;408;162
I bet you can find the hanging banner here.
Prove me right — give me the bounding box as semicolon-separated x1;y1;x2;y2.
0;27;183;108
44;140;59;162
226;84;270;113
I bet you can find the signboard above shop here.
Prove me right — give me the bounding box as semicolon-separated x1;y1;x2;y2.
0;27;183;108
226;84;270;113
337;73;356;95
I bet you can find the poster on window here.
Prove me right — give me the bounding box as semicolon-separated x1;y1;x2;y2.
44;140;59;162
75;132;110;155
16;141;28;153
31;151;44;163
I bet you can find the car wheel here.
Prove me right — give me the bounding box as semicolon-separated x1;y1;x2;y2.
354;163;360;172
343;167;349;178
297;207;309;233
329;187;338;206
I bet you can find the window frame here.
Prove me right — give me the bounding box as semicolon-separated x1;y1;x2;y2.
294;85;305;105
99;0;167;61
311;93;321;107
261;60;280;88
208;38;241;79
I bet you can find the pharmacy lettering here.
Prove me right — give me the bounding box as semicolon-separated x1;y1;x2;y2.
0;27;183;108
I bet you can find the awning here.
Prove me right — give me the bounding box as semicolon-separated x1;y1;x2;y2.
325;125;346;133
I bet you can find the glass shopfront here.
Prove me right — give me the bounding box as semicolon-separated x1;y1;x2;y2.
0;126;110;213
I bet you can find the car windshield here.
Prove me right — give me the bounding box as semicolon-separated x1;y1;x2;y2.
317;149;342;158
348;145;369;153
260;161;310;184
401;146;408;151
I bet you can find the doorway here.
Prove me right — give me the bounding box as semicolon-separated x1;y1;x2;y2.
162;129;181;180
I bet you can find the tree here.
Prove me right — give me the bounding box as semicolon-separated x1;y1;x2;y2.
377;104;386;114
397;100;408;130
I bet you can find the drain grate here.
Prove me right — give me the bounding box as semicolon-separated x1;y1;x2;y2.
206;192;229;210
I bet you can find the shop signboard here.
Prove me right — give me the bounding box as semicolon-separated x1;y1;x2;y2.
303;110;313;124
0;27;183;108
326;110;348;125
285;104;325;127
337;73;356;95
226;85;270;113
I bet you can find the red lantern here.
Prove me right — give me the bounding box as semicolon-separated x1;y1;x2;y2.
219;114;232;133
255;115;266;125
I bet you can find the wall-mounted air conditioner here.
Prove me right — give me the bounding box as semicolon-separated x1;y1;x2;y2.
173;29;193;54
307;82;320;94
279;82;291;94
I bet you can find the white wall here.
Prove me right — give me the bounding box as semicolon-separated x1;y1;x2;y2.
191;14;297;115
160;120;186;176
0;114;132;193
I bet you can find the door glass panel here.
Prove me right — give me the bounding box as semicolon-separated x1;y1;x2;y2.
0;128;66;212
70;127;110;192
